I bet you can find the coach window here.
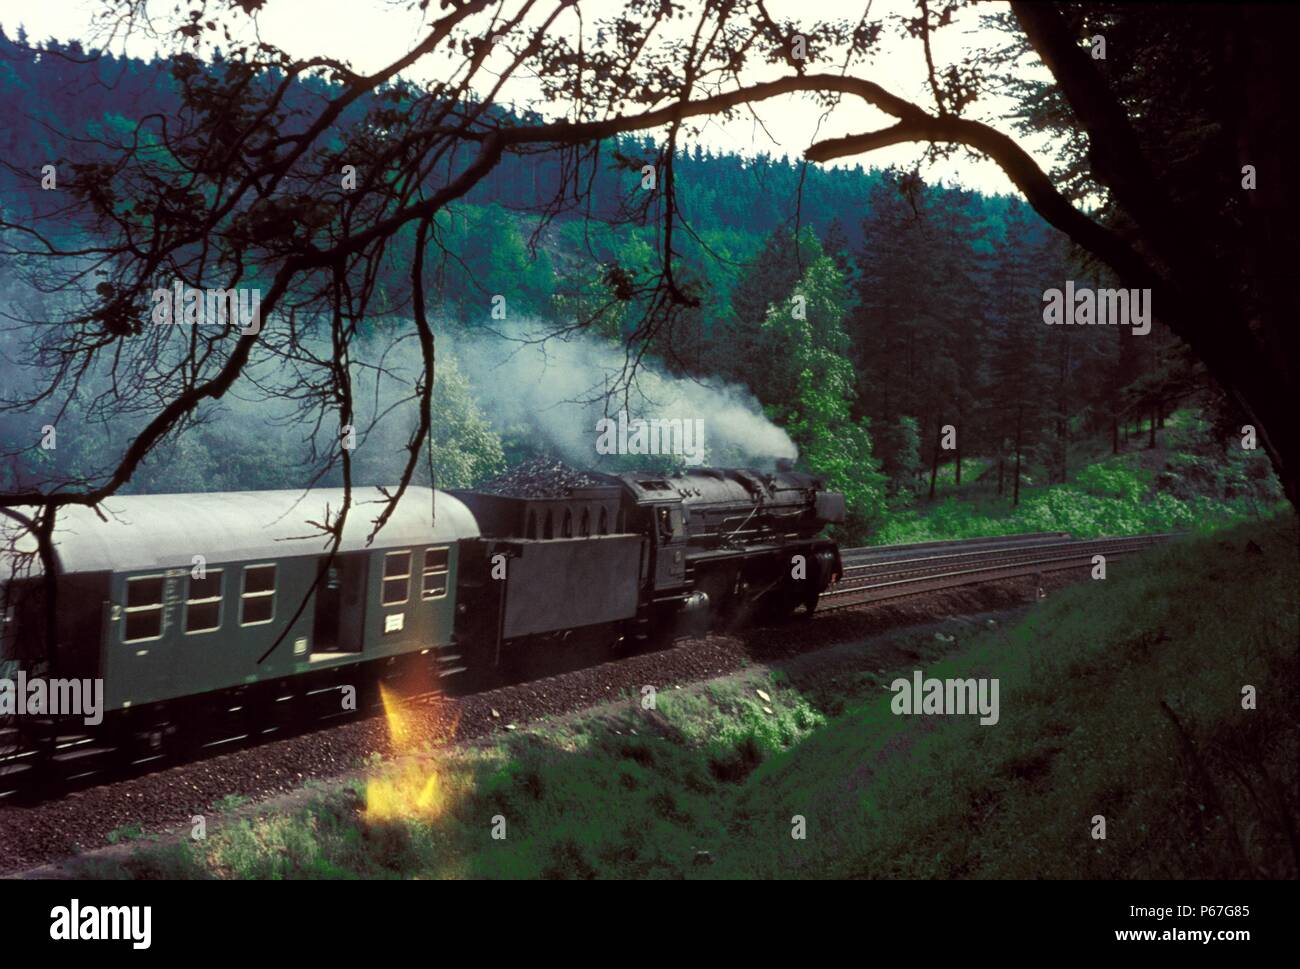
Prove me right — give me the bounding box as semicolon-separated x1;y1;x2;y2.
562;509;573;538
421;547;450;600
124;575;166;643
240;565;276;626
527;511;537;539
185;569;224;634
383;550;411;605
543;512;553;540
598;508;608;535
580;509;590;537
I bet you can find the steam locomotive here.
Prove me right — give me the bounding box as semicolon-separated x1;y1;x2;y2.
0;466;844;771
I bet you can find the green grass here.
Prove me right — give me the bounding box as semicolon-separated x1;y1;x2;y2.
713;516;1298;878
875;453;1281;545
105;823;144;845
80;517;1298;879
873;409;1286;546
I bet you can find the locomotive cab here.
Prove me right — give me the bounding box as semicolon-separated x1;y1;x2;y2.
649;501;689;591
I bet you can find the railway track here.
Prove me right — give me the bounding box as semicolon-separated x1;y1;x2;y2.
837;531;1071;567
824;533;1170;610
1;530;1173;798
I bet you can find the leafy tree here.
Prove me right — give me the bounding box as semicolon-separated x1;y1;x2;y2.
421;353;507;488
987;206;1052;503
757;254;886;537
720;226;825;387
433;203;555;321
876;415;923;500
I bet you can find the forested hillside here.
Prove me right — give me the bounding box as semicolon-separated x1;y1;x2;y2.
0;30;1280;541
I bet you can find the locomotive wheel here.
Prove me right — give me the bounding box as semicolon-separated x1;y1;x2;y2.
623;605;677;655
801;590;820;617
757;579;818;622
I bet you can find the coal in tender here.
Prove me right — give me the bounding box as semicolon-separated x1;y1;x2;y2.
476;457;611;498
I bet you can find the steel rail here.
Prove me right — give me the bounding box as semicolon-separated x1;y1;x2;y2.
820;535;1167;610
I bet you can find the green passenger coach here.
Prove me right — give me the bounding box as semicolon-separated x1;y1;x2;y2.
3;487;478;714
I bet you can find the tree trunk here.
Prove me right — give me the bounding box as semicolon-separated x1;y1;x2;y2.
927;430;940;502
1056;336;1070;482
1112;417;1119;455
1148;407;1157;449
1013;406;1023;506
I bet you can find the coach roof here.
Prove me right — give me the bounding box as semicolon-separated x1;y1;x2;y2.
1;487;478;576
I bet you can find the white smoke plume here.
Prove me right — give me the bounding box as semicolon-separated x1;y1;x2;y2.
444;321;798;469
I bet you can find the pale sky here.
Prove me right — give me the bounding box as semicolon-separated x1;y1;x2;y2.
2;0;1060;197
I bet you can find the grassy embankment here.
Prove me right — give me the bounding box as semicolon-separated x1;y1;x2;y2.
76;516;1297;879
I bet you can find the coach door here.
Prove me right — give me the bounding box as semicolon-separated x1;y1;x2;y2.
112;570;182;706
312;553;366;653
